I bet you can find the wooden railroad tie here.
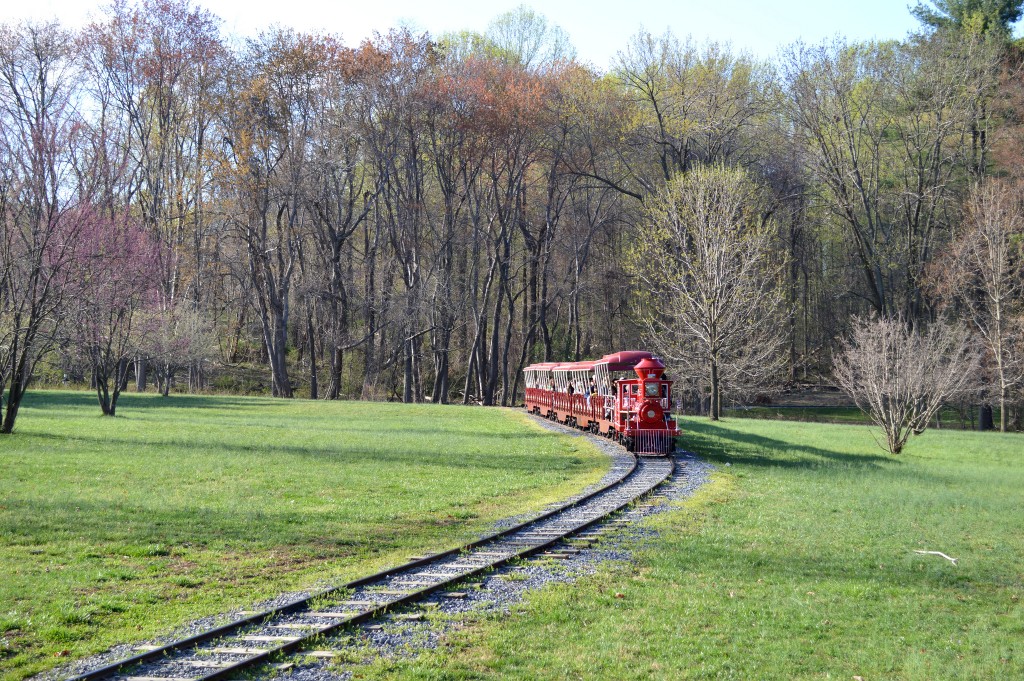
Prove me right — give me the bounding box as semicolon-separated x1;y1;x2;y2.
413;572;456;578
210;647;267;655
445;562;488;569
181;660;233;668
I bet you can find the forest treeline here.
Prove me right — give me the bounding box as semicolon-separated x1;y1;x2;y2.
1;1;1023;431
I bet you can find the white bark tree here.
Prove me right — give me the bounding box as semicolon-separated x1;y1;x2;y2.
631;164;788;420
834;316;980;454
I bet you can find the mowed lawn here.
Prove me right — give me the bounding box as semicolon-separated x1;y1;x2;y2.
0;391;608;680
364;418;1024;680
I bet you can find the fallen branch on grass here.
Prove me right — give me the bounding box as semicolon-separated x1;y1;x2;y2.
913;550;958;566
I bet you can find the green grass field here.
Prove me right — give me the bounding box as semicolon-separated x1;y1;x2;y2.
0;391;608;680
359;418;1024;680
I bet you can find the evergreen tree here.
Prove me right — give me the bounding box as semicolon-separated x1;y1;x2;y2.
912;0;1024;36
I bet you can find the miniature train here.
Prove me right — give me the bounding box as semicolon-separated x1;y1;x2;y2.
523;350;679;456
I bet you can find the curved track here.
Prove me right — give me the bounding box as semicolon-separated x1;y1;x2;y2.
68;446;673;681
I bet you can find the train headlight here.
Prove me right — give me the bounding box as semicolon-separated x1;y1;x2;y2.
647;410;656;418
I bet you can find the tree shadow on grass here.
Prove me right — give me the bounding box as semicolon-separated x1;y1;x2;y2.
23;390;262;412
681;420;894;471
21;428;584;474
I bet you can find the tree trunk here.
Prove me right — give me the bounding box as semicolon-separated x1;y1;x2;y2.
329;345;344;400
263;315;293;398
978;404;993;431
188;362;204;393
307;313;318;400
431;342;450;404
135;357;148;392
438;352;449;404
96;378;113;416
403;336;414;403
1;375;27;434
710;359;720;421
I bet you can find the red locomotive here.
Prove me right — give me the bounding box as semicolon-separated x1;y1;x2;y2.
523;350;679;456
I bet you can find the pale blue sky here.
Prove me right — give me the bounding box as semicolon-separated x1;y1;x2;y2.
8;1;1021;69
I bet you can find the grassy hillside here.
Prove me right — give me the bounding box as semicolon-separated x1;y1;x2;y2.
0;391;608;680
367;418;1024;679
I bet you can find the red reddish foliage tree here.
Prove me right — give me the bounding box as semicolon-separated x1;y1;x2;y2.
66;209;159;415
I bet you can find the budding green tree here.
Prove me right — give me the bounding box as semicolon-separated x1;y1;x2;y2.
630;164;788;420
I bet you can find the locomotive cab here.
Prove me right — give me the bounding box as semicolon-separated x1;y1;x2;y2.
613;357;678;454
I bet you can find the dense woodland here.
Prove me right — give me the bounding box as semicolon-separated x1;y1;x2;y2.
1;0;1023;432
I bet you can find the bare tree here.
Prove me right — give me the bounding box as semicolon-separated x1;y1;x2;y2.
834;316;980;454
933;179;1024;431
631;164;788;420
135;302;217;396
0;21;83;433
219;29;325;398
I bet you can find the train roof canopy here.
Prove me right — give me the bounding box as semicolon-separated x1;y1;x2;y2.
523;362;560;371
552;361;596;371
525;352;657;373
597;350;654;371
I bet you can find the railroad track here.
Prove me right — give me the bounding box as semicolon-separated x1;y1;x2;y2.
68;448;674;681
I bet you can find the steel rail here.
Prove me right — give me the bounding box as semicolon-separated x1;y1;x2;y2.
67;439;658;681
